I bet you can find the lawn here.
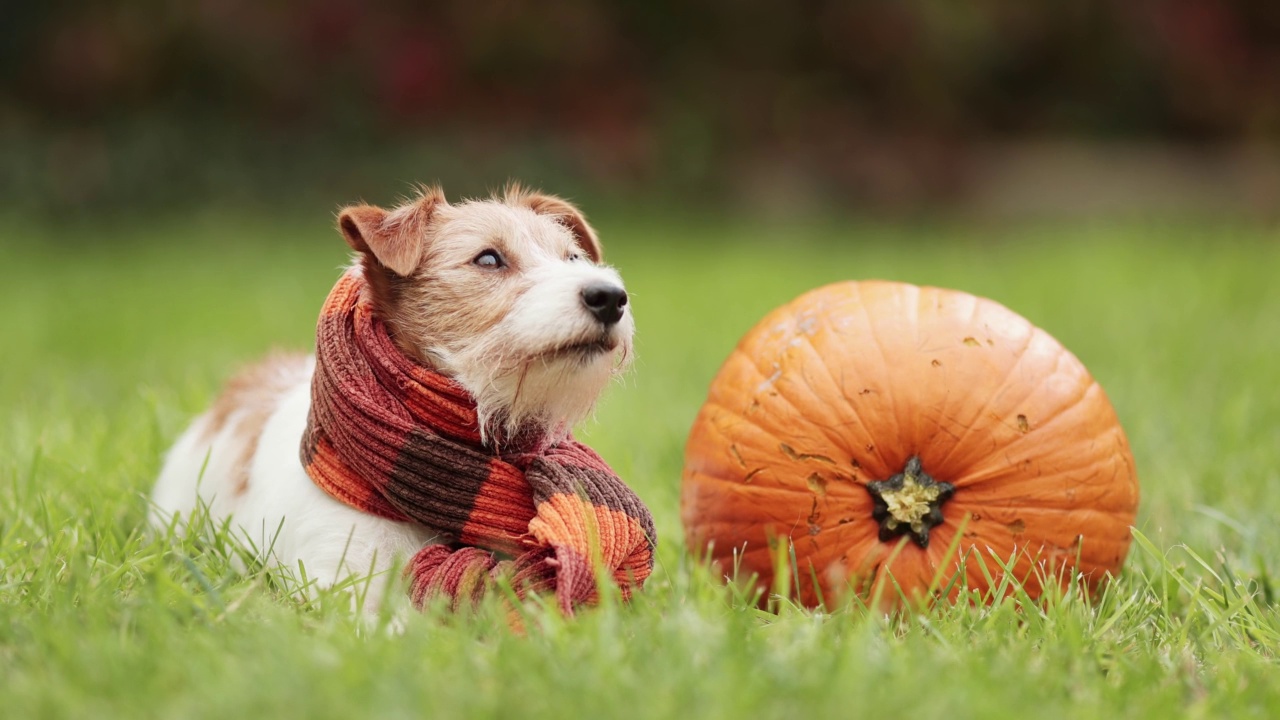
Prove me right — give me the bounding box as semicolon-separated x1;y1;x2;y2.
2;210;1278;718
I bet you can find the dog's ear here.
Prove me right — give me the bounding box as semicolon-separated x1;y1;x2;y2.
514;191;603;263
337;188;445;276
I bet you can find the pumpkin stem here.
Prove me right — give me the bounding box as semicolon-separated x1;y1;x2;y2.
865;456;955;548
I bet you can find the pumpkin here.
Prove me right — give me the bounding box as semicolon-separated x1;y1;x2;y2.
681;281;1139;607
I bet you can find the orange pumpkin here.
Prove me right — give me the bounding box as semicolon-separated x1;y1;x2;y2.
681;281;1139;607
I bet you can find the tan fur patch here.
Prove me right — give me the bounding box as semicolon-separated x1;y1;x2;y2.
201;351;311;496
502;182;603;262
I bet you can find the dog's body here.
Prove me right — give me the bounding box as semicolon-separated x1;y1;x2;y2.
153;353;437;603
151;186;632;610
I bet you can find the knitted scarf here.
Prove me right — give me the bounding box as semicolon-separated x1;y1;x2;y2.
300;268;655;614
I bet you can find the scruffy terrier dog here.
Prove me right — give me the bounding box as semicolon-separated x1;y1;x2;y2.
151;185;634;610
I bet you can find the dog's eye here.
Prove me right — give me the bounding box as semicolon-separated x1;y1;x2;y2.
473;250;506;269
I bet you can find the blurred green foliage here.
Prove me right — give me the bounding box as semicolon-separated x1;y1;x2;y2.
4;1;1280;212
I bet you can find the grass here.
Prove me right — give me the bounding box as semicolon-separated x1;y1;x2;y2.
2;210;1279;718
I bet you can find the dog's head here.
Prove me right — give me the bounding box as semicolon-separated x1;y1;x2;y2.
336;184;633;441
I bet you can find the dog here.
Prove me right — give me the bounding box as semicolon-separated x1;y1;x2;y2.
150;184;634;612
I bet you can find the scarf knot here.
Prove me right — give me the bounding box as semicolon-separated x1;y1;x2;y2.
301;268;655;614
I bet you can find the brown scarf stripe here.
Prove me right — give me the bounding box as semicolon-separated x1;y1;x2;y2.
301;268;655;613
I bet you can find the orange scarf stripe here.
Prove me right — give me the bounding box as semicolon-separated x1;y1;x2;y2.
302;436;405;521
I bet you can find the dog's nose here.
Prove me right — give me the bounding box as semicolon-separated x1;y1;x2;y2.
581;283;628;325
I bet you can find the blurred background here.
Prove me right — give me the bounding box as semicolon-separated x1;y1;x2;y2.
5;0;1280;220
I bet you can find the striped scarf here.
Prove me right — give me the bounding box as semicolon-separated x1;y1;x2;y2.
300;268;655;614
